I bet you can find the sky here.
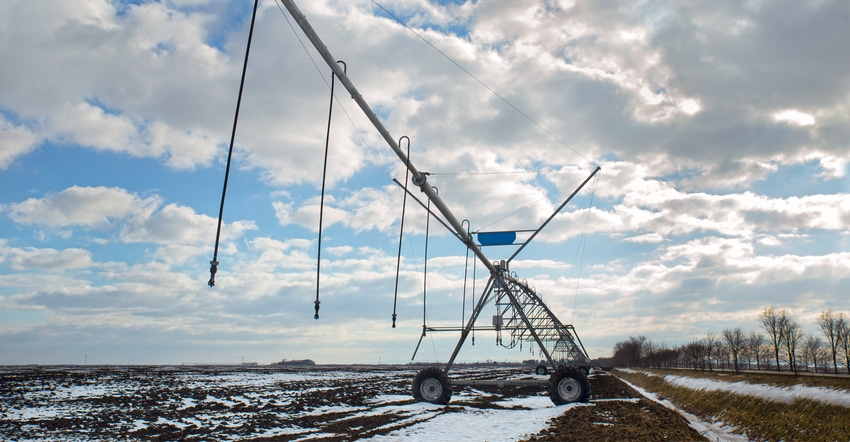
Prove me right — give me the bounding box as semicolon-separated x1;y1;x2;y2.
0;0;848;366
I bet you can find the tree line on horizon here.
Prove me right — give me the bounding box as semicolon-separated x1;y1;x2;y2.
603;307;850;375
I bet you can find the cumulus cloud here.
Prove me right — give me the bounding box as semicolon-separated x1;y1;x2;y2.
0;116;40;169
3;186;160;229
3;246;93;272
0;0;229;170
2;186;255;248
121;203;235;245
275;187;403;233
774;109;815;127
49;103;145;154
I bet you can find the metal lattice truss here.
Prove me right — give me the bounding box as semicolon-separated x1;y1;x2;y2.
493;270;589;366
425;260;590;373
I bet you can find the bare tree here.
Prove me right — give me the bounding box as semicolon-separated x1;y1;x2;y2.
818;309;844;374
655;346;681;368
839;315;850;375
760;306;785;371
719;342;732;370
642;341;678;369
780;315;804;375
813;345;827;371
612;335;647;367
747;332;765;370
684;339;708;371
705;333;719;372
723;327;747;373
643;339;657;368
802;336;823;373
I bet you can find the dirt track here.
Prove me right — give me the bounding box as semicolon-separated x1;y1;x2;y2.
1;365;706;441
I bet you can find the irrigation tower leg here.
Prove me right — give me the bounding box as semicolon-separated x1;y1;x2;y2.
443;276;496;374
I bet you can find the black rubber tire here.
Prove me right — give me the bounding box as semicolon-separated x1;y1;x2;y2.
412;367;452;405
547;367;591;405
535;364;548;376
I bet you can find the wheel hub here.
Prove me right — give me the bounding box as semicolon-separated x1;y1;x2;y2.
557;377;581;402
420;378;443;402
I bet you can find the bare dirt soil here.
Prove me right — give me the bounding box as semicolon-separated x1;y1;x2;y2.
1;365;705;441
526;373;707;441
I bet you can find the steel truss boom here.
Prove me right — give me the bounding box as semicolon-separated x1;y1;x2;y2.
440;262;590;374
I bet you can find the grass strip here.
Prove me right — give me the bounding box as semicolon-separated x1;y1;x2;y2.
616;369;849;442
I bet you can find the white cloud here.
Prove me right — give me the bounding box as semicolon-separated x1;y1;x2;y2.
4;186;160;229
121;203;216;244
49;103;145;154
774;109;815;126
147;121;219;169
625;232;665;244
0;116;40;169
0;0;230;169
2;186;255;250
3;246;93;272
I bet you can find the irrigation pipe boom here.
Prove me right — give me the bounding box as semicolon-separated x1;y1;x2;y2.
279;0;600;406
279;0;495;276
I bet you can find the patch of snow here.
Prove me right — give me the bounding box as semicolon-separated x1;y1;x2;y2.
180;397;196;409
301;404;364;417
205;394;238;407
494;394;554;409
663;374;850;408
155;416;188;429
12;408;59;420
365;394;411;404
182;417;204;427
365;395;574;442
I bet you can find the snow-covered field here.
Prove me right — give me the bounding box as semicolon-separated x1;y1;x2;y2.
1;365;579;441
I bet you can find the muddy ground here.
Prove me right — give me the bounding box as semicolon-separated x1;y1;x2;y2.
1;365;706;441
527;373;707;441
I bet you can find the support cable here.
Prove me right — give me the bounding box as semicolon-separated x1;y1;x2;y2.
461;219;471;329
275;0;397;182
471;256;477;345
392;136;411;328
370;0;594;165
507;166;600;264
391;178;459;242
411;186;436;362
315;61;346;320
279;0;499;280
571;174;599;324
422;188;435;336
208;0;259;287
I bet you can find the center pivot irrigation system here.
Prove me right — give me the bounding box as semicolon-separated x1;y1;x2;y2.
211;0;601;406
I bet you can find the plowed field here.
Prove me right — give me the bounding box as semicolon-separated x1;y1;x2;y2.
1;365;706;441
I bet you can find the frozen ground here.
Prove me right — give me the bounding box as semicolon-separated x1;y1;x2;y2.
1;365;705;441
